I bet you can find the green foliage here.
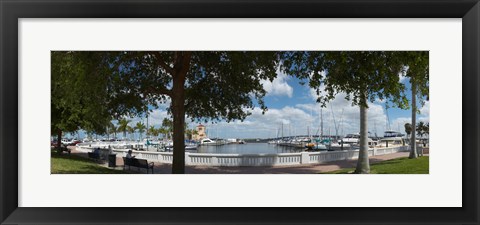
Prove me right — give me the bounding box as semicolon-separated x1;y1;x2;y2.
323;156;429;174
404;123;412;136
185;128;198;140
117;118;131;139
161;118;173;131
148;126;159;138
51;52;109;135
401;51;429;107
416;122;429;137
109;52;280;122
135;122;146;139
127;126;135;140
280;51;409;109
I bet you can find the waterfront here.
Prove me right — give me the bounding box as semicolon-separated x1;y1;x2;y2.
197;143;303;154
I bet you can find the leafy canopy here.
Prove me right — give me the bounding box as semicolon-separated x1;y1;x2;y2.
280;51;409;109
109;51;280;123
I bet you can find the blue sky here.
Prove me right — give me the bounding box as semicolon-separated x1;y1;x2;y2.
68;70;429;140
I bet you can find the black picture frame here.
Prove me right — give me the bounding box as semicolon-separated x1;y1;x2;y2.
1;0;478;224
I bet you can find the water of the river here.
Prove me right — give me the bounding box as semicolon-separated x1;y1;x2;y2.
196;143;303;154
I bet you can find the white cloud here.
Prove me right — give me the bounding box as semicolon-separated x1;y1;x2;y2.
194;90;392;139
260;71;293;98
419;101;430;116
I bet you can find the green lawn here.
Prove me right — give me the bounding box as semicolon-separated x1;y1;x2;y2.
51;151;129;174
324;156;429;174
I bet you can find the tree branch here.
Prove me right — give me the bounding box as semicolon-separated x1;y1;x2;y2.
184;99;193;110
151;51;174;75
144;85;172;97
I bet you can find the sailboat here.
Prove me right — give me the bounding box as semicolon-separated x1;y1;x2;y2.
306;106;328;151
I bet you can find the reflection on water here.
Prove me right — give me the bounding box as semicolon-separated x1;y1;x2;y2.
196;143;303;154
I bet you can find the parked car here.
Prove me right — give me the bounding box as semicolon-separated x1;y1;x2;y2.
70;139;81;146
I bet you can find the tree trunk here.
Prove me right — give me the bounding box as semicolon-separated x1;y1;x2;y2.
355;102;370;174
409;80;418;159
56;129;62;150
171;96;186;174
171;52;191;174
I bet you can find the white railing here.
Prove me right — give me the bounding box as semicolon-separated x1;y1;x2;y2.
76;145;409;167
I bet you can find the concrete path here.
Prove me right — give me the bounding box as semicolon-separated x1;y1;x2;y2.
69;147;410;174
161;152;409;174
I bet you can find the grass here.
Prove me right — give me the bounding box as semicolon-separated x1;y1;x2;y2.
324;156;429;174
51;151;129;174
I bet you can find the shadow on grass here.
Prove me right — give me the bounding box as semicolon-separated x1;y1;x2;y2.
51;151;134;174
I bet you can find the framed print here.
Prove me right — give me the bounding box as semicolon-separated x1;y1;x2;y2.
1;0;479;224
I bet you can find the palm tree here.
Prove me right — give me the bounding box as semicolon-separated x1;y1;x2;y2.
424;123;429;137
127;126;135;141
135;122;146;140
416;122;426;138
185;129;198;140
161;118;173;139
158;127;168;140
148;126;157;139
404;52;428;159
118;118;131;140
416;121;427;156
111;125;118;139
107;121;117;140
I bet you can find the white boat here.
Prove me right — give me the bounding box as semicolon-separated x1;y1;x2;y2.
200;138;215;145
199;138;225;146
341;133;377;148
164;142;198;151
341;133;360;145
377;131;405;147
185;143;198;150
383;130;404;138
268;140;278;144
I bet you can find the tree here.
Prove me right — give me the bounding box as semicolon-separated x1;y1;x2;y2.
158;127;169;140
404;123;412;138
118;118;131;140
51;52;111;150
108;51;279;173
135;122;146;140
148;126;158;139
52;51;149;149
401;52;429;159
424;123;429;137
416;121;428;156
185;129;198;140
416;122;426;138
109;122;118;139
281;51;408;173
128;126;135;141
161;118;173;139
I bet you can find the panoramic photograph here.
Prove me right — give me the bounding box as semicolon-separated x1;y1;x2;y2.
51;51;429;174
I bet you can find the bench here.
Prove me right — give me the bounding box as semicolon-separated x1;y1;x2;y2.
123;157;154;174
88;152;101;160
56;146;71;154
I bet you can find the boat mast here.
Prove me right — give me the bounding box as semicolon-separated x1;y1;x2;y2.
146;112;149;142
338;109;344;139
330;103;339;140
320;108;323;140
281;123;284;139
385;105;391;131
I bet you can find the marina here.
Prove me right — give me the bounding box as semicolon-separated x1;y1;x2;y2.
75;143;411;167
50;51;430;174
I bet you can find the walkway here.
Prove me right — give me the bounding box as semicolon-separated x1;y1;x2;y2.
70;147;410;174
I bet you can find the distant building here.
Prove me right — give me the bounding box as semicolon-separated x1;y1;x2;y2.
193;124;207;141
